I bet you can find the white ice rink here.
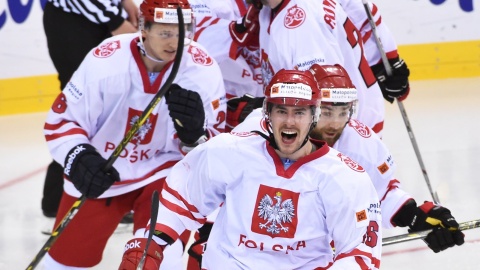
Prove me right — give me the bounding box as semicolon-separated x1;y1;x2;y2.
1;77;480;269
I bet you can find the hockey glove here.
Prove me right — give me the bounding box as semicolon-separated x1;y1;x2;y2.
229;4;261;49
166;84;206;145
226;95;265;131
119;238;165;270
392;199;465;253
64;144;120;198
370;56;410;103
187;222;213;269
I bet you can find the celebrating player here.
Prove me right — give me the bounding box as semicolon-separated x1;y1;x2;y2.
119;68;382;270
42;0;226;268
234;64;465;254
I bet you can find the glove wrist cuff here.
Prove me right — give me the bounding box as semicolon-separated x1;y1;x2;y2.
179;135;208;154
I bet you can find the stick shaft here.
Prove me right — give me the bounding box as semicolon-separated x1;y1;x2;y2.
137;191;160;270
362;0;440;204
383;219;480;246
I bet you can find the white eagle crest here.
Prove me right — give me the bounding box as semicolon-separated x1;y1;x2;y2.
130;115;152;144
258;191;295;234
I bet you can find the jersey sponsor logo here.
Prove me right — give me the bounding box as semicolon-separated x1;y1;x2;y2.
348;119;371;138
336;152;365;172
188;46;213;66
64;81;83;104
251;185;299;238
356;209;367;222
93;40;121;58
295;58;325;70
284;5;306;29
377;162;389;174
124;108;158;145
64;145;86;176
238;234;307;253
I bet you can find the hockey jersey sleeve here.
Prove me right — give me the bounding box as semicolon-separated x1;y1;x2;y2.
153;134;229;240
320;152;382;269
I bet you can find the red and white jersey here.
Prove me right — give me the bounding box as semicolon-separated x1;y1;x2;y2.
190;0;264;98
234;108;412;229
156;133;382;269
259;0;385;134
44;33;227;198
339;0;399;65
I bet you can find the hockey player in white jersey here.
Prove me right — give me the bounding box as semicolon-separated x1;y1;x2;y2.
255;0;385;134
234;64;465;254
119;68;382;269
42;0;226;268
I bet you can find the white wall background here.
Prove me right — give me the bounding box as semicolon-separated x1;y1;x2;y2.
0;0;478;79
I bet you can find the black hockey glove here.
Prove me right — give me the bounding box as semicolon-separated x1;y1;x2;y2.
226;95;264;131
166;84;206;145
370;56;410;103
187;222;213;268
64;144;120;199
392;199;465;253
228;3;261;49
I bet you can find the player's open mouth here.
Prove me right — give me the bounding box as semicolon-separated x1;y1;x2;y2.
281;131;297;143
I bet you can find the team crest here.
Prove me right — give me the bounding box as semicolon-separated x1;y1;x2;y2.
93;40;121;58
188;46;213;66
284;5;306;29
348;119;371;138
125;108;158;145
337;152;365;172
251;185;299;238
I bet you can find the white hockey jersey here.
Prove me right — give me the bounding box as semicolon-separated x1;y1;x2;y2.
259;0;385;134
156;132;382;269
44;33;226;198
339;0;399;65
234;108;412;229
189;0;264;98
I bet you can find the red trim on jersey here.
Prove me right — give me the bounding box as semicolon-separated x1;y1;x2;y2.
268;0;291;34
130;37;173;94
266;139;330;178
371;121;384;134
112;160;178;184
194;18;221;41
44;120;76;130
45;128;88;142
196;16;213;28
379;179;400;202
335;248;381;269
161;181;206;223
235;0;247;16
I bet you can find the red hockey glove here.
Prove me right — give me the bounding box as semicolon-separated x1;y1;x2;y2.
226;95;264;131
370;56;410;103
64;144;120;198
119;238;165;270
392;200;465;253
229;4;261;49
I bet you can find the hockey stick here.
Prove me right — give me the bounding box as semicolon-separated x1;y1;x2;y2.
361;0;440;204
25;8;185;270
383;219;480;246
137;190;160;270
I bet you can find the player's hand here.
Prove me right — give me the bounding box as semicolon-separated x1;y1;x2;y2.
64;144;120;198
226;95;264;131
119;238;165;270
187;223;213;269
166;84;206;145
393;200;465;253
229;4;261;49
370;56;410;103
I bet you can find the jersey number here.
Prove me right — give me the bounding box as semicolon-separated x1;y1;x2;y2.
52;93;68;114
363;220;379;247
343;19;377;88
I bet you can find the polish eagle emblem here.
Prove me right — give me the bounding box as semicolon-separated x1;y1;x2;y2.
258;191;295;235
130;115;152;145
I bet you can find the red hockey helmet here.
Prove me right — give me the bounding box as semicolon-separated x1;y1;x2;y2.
263;69;321;122
309;64;357;104
140;0;193;24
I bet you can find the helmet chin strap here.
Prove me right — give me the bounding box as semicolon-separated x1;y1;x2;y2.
137;34;165;63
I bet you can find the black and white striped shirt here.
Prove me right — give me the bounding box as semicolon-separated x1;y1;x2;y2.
48;0;128;26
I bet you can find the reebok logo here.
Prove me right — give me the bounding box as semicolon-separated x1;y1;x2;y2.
64;145;86;176
124;240;142;251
